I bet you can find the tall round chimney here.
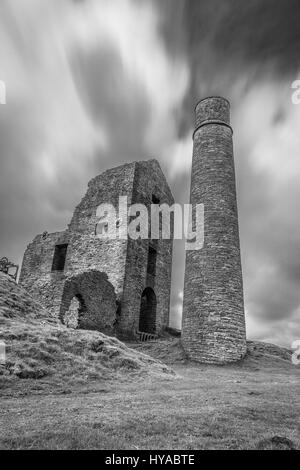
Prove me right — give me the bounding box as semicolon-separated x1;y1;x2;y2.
182;97;246;363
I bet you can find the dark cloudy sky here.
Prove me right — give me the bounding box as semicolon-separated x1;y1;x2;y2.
1;0;300;347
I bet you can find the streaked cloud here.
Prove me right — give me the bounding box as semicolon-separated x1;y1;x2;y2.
1;0;300;347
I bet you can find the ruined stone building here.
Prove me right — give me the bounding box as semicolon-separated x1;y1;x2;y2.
182;97;247;363
19;159;174;339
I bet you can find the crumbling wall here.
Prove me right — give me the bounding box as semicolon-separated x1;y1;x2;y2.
19;160;174;339
65;162;136;297
59;270;117;334
19;164;136;320
19;231;68;318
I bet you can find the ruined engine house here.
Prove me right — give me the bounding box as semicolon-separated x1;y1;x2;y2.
19;159;174;340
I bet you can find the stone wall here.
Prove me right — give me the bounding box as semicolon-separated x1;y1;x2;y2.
65;161;136;297
182;97;247;363
19;160;174;339
119;159;174;338
59;270;117;334
19;231;69;318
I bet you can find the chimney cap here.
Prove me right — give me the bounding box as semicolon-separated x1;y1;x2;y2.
195;96;230;128
195;96;230;110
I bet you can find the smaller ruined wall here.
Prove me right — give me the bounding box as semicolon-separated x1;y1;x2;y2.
59;270;117;334
19;231;69;318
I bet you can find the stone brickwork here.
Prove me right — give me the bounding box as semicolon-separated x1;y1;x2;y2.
59;270;117;334
18;231;69;319
119;160;174;338
182;97;247;363
19;159;174;339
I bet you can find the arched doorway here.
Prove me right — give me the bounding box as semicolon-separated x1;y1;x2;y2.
139;287;157;333
59;270;117;333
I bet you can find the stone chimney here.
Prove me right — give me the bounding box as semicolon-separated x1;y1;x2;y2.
182;97;247;363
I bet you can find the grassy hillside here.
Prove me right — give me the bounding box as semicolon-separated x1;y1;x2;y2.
0;272;299;450
0;273;173;395
129;336;293;369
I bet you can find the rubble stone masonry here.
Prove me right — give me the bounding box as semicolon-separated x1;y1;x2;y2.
19;160;174;339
